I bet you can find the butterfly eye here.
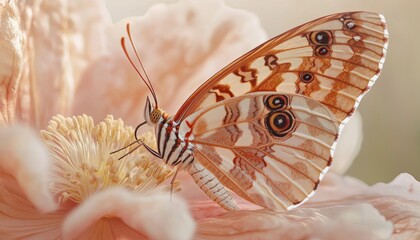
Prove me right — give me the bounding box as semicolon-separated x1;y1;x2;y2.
265;111;296;138
310;31;333;45
150;109;163;124
315;46;330;56
300;72;314;83
265;95;289;110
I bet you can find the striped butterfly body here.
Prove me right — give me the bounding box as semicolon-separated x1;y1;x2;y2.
119;12;388;212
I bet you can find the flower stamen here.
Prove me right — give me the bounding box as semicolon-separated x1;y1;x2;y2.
41;114;174;204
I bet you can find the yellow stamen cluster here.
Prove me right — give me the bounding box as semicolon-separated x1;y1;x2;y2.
41;114;175;204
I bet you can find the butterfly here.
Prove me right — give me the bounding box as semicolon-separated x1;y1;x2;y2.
116;12;388;212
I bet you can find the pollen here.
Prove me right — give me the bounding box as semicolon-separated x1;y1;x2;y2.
41;114;176;204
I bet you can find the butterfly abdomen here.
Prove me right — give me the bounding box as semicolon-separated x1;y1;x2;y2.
156;116;195;168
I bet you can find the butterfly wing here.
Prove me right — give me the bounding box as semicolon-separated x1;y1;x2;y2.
176;12;388;211
180;92;339;211
174;12;388;128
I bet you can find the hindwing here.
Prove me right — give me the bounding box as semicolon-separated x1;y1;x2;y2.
180;92;339;211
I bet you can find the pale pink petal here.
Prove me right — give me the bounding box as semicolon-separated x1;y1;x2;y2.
372;197;420;239
310;173;420;239
0;125;56;212
310;173;420;203
331;111;363;175
15;0;111;128
62;187;195;240
0;0;23;126
370;173;420;201
74;0;267;126
196;204;392;240
0;126;63;239
189;173;420;239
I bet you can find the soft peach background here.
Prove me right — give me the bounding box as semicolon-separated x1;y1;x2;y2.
104;0;420;184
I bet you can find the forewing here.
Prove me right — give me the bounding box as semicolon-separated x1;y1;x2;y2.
174;12;388;125
180;92;339;211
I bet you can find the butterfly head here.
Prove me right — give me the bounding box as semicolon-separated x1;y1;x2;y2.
144;96;165;125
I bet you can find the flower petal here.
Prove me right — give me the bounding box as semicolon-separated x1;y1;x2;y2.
310;173;420;239
196;204;392;240
0;0;23;126
0;125;56;212
62;187;195;240
74;0;267;126
15;0;111;128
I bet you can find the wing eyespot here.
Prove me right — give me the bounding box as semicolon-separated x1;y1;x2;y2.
264;94;289;111
299;72;314;83
315;46;330;56
265;110;296;138
309;31;333;45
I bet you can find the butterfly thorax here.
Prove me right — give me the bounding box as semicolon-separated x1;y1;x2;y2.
155;114;195;169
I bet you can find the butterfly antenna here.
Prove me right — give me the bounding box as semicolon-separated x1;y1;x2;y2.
110;138;142;155
125;23;158;107
117;144;142;160
121;36;157;106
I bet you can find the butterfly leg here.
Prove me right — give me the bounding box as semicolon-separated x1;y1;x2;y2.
188;161;239;211
170;166;181;199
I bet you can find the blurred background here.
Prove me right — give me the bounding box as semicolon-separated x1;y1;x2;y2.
104;0;419;184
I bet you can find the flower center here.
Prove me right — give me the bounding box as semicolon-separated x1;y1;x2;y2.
41;115;174;204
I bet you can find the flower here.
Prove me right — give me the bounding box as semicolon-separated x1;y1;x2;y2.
0;115;194;239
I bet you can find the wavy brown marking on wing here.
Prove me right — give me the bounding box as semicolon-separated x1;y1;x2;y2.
249;121;272;146
248;95;264;119
209;84;234;102
225;125;243;145
234;65;258;88
223;101;240;124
